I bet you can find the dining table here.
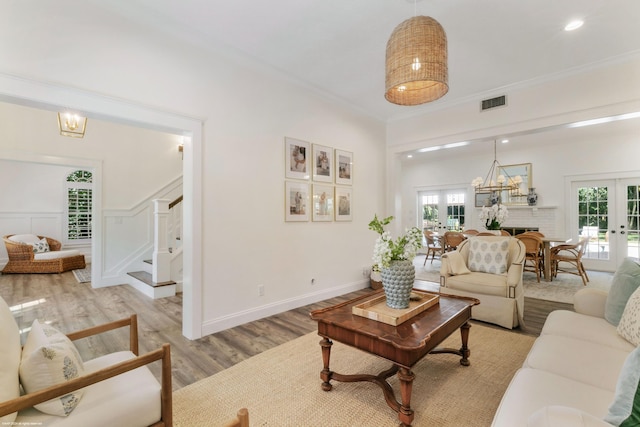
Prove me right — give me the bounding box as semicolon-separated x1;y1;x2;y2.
541;237;572;282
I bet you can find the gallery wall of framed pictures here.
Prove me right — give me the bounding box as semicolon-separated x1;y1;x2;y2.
284;136;353;222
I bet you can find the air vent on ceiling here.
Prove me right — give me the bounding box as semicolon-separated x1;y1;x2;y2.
481;95;507;111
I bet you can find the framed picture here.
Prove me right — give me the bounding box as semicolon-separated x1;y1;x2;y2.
312;144;333;182
498;163;532;205
335;149;353;185
335;186;353;221
312;184;334;222
285;137;310;180
475;192;492;207
285;181;310;222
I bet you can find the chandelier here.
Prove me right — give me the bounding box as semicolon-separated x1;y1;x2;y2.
471;141;524;200
385;15;448;106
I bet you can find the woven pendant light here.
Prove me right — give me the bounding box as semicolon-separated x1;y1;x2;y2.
385;15;448;106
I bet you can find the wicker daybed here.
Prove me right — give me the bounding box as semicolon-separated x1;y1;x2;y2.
2;234;86;274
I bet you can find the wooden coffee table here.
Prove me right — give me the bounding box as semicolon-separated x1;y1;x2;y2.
309;289;479;426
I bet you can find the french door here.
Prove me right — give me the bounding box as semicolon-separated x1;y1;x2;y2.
570;178;640;271
418;189;467;232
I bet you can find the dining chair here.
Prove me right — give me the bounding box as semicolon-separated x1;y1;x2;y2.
463;229;479;236
550;237;590;285
500;230;511;236
442;231;466;252
516;234;544;282
423;230;443;265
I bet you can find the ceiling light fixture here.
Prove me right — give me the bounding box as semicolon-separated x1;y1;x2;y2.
471;140;523;200
57;112;87;138
564;20;584;31
385;10;448;106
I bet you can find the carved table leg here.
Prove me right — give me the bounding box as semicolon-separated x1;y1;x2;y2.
459;322;471;366
398;367;415;427
319;337;333;391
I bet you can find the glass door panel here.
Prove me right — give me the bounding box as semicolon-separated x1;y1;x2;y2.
419;190;466;233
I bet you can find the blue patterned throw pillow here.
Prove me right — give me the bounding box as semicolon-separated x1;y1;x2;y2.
468;237;510;275
604;346;640;426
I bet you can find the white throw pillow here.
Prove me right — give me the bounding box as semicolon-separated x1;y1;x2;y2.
8;234;41;245
467;237;510;275
32;238;50;253
19;320;85;416
617;286;640;346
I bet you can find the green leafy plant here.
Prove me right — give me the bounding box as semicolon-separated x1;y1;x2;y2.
369;214;423;269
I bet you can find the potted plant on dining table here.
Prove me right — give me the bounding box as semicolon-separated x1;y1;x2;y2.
480;204;509;233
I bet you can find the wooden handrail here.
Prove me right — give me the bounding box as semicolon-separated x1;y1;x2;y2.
168;195;183;210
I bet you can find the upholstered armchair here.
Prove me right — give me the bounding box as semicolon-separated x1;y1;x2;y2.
0;296;172;427
440;236;526;329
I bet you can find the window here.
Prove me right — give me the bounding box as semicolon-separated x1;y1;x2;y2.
66;170;93;243
419;190;466;232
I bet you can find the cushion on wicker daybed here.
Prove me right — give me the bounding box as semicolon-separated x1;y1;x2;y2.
2;234;85;274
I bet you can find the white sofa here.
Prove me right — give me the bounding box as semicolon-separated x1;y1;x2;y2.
492;285;639;426
440;236;525;329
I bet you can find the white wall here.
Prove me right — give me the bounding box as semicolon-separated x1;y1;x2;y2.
388;58;640;239
0;3;387;337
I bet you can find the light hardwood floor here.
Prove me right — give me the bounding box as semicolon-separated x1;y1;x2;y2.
0;269;571;391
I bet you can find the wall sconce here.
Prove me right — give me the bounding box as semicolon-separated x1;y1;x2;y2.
57;112;87;138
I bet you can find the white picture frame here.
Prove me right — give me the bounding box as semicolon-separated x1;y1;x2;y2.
285;137;310;180
285;181;310;222
335;149;353;185
335;186;353;221
312;184;334;222
312;144;333;183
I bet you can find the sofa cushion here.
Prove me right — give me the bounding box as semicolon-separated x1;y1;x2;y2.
468;237;509;275
34;249;81;261
604;346;640;426
441;271;508;297
0;297;21;424
19;320;85;416
541;310;635;352
617;286;640;346
491;368;615;427
15;351;162;427
32;238;50;253
8;233;41;245
528;405;615;427
605;258;640;326
523;334;629;392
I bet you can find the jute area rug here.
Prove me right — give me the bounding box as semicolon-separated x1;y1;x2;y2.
414;256;613;304
173;323;535;427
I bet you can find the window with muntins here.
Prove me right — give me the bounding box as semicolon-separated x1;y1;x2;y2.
66;170;93;243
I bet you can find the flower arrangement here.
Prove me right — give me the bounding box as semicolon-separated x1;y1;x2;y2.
480;204;509;230
369;214;423;269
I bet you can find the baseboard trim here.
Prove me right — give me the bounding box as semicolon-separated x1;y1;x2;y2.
201;280;369;336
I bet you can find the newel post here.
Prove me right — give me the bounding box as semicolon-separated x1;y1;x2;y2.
152;199;171;283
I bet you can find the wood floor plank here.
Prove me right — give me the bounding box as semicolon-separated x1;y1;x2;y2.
0;270;569;391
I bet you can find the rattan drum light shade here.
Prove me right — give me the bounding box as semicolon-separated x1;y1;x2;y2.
385;16;448;106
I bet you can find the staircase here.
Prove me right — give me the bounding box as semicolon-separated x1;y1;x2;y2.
127;197;182;299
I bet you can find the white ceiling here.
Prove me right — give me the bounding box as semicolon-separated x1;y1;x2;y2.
94;0;640;122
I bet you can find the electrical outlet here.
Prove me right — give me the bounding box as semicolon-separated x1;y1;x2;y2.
258;284;265;296
362;267;371;277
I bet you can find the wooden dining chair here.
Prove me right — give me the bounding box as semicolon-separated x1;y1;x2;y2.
463;229;479;236
500;230;511;236
550;237;590;285
423;230;443;265
442;231;466;252
516;234;544;282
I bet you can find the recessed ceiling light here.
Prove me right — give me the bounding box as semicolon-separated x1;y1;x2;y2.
564;20;584;31
501;139;509;144
407;154;413;158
